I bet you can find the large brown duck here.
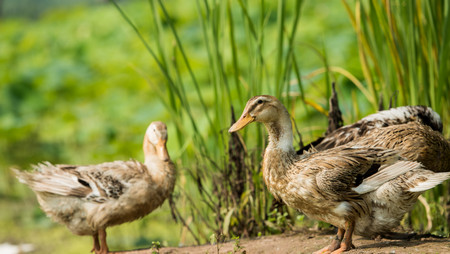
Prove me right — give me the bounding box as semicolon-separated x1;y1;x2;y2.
229;95;450;253
14;121;176;254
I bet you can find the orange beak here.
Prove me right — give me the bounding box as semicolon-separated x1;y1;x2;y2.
229;113;255;132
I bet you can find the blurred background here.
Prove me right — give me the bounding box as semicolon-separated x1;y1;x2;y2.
0;0;448;253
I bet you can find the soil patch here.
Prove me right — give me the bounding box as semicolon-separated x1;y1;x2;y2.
111;229;450;254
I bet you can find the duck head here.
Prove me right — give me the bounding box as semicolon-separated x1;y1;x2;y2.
229;95;294;152
229;95;285;132
144;121;170;162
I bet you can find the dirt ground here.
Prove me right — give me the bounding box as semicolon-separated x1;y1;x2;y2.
111;229;450;254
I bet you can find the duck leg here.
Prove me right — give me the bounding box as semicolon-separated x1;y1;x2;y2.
96;229;109;254
91;232;100;253
313;227;345;254
331;221;355;254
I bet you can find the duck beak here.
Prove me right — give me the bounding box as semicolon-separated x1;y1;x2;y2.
156;139;170;162
229;113;255;132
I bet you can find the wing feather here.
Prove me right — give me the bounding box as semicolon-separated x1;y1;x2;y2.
313;147;402;197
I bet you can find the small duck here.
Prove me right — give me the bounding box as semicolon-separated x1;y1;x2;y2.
229;95;450;253
301;105;443;153
14;121;176;254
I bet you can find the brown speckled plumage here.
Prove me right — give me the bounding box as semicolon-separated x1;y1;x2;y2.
229;95;450;253
347;122;450;173
309;105;443;152
300;105;450;173
14;121;175;254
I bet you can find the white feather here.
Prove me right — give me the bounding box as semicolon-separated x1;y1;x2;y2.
362;106;411;122
353;161;422;194
409;172;450;192
361;106;441;130
333;202;350;216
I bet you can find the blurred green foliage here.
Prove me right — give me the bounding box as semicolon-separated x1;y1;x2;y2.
0;1;178;253
0;0;449;253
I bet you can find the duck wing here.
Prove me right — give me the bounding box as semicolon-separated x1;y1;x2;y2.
306;147;420;199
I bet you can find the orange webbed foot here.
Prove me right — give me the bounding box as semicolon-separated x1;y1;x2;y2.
313;240;342;254
314;227;345;254
330;241;355;254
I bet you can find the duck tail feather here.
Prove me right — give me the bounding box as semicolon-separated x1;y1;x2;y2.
13;168;90;197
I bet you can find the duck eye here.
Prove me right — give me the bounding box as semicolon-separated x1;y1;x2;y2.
257;99;263;104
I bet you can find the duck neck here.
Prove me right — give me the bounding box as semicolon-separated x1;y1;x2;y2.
143;135;157;166
264;111;295;154
261;110;296;200
142;136;176;195
143;137;167;177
